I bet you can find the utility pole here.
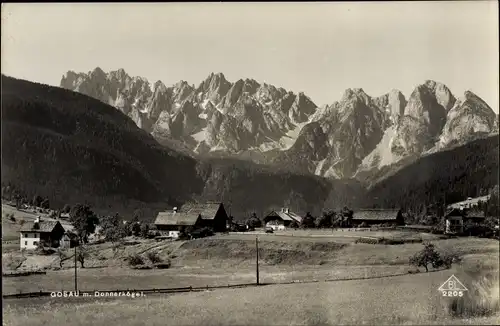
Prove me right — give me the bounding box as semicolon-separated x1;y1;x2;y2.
255;236;260;285
74;244;78;292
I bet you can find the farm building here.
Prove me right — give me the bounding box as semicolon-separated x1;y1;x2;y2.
263;208;302;230
154;208;202;239
350;209;404;226
444;208;487;234
154;202;229;238
19;217;66;250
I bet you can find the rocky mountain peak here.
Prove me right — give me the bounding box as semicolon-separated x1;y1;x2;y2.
90;67;106;79
153;80;168;93
423;80;456;111
373;89;406;120
109;68;128;80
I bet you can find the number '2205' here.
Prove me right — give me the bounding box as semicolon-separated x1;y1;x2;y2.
442;290;463;297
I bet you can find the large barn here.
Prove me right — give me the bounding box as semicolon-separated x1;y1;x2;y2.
350;209;404;226
154;209;203;238
154;202;228;238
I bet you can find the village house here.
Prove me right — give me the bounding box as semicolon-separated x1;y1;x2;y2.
154;208;202;239
19;217;66;250
154;202;229;238
350;209;404;227
444;207;486;234
263;208;302;230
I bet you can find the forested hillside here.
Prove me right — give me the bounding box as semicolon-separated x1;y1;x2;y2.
194;157;363;218
365;135;499;211
1;76;359;220
1;75;204;216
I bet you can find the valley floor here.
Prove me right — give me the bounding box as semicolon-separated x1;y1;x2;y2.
3;228;499;325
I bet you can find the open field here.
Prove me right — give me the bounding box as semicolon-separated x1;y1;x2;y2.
4;268;499;326
220;229;446;241
3;234;498;295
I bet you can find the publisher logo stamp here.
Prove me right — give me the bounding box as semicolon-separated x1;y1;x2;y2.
438;275;468;297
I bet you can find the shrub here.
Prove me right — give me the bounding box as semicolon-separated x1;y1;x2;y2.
6;213;16;222
409;242;457;272
246;213;262;228
131;265;152;270
154;261;171;269
146;251;162;264
127;254;144;266
62;204;71;214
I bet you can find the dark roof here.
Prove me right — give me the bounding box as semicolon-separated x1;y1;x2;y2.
20;220;62;233
266;209;302;223
154;211;200;226
353;209;401;221
445;208;466;217
179;203;223;220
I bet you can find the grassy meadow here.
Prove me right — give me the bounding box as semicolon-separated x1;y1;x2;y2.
3;268;499;326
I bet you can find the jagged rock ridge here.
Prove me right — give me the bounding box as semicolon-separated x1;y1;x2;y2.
61;69;319;155
61;70;499;180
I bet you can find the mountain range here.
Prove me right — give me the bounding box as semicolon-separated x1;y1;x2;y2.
2;75;498;221
60;68;499;181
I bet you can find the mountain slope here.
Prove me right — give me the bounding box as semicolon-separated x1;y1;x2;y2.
2;75;204;216
2;76;361;219
364;135;499;211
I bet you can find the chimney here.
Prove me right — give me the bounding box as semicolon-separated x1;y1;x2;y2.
173;207;178;213
35;216;40;223
286;208;289;214
281;208;284;213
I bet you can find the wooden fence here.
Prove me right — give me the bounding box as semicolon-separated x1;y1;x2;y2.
3;271;47;277
3;270;426;300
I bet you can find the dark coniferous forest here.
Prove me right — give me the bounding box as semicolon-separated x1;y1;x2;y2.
365;135;499;212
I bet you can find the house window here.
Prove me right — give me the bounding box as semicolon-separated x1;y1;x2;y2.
24;233;28;238
33;241;38;246
24;241;27;246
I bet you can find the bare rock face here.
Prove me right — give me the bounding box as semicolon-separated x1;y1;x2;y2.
373;89;407;122
61;70;497;180
391;81;451;155
61;68;319;156
433;91;499;150
274;88;389;178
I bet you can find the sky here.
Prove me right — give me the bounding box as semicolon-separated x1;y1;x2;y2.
1;2;498;111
